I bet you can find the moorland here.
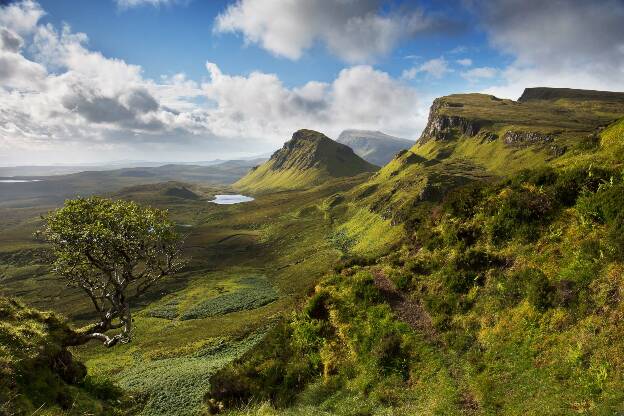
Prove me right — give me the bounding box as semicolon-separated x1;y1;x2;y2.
3;87;624;416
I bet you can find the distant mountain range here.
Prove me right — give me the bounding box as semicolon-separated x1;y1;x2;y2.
336;130;415;166
234;129;378;193
0;156;270;177
0;159;267;208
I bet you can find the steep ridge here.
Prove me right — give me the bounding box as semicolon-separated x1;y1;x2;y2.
234;129;378;193
336;130;415;166
350;88;624;225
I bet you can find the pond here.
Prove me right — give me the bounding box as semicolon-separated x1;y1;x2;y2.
0;179;42;183
210;194;254;205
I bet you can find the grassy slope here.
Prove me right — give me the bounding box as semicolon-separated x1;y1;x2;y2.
234;130;377;193
4;92;624;416
0;175;371;416
345;91;624;228
205;97;624;415
0;297;132;415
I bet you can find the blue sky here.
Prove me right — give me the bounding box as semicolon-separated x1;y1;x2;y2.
1;0;623;164
34;0;504;92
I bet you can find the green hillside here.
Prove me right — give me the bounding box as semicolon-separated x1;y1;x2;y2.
205;90;624;415
349;88;624;227
234;129;378;193
3;88;624;416
0;160;262;209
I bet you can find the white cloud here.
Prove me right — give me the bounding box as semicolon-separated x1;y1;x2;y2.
473;0;624;98
115;0;185;9
461;66;497;82
0;1;425;164
0;0;43;34
402;57;450;80
214;0;434;63
200;62;422;142
456;58;472;67
449;45;467;54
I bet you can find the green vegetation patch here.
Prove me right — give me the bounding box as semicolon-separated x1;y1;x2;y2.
0;297;128;415
115;331;267;416
181;276;279;320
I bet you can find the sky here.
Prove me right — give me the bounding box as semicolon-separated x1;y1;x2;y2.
0;0;623;165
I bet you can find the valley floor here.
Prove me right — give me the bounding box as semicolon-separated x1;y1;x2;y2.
0;177;372;415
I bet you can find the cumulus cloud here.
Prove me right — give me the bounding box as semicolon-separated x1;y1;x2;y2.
0;28;23;52
473;0;624;98
214;0;437;63
200;62;422;141
461;66;497;82
456;58;472;67
402;57;450;79
0;0;43;34
0;0;425;164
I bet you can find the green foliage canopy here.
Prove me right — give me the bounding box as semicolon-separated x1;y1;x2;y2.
39;196;184;347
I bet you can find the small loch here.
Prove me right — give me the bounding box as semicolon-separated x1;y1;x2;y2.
210;194;254;205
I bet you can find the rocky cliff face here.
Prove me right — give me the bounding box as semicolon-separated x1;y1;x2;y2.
503;130;567;156
419;98;487;142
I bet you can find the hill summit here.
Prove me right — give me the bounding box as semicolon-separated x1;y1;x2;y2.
518;87;624;102
336;130;414;166
235;129;377;192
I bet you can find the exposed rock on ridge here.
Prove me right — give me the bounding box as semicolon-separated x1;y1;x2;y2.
419;98;488;142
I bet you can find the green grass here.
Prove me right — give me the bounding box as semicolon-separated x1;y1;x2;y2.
0;171;371;415
200;103;624;415
107;331;267;416
336;208;403;257
0;297;128;415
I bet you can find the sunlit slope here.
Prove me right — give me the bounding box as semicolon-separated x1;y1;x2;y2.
206;103;624;415
348;88;624;225
234;129;377;193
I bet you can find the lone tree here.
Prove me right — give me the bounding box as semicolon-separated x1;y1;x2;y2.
39;197;185;347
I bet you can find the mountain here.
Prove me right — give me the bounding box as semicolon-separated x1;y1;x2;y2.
7;87;624;416
351;87;624;224
336;130;415;166
234;129;378;193
0;157;268;177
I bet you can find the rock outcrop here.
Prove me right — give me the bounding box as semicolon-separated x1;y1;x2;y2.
419;98;487;142
503;131;554;146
